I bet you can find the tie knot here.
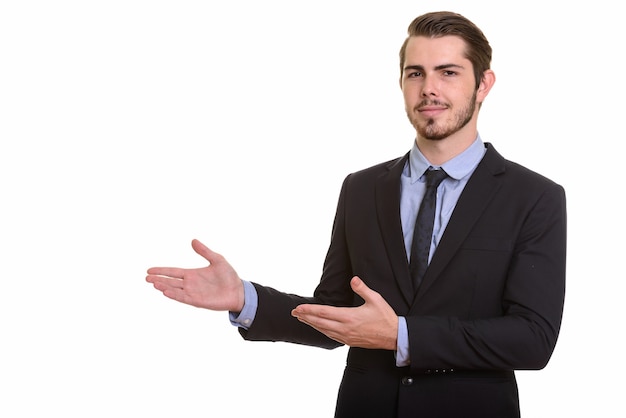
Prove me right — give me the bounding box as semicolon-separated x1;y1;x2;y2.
424;169;448;188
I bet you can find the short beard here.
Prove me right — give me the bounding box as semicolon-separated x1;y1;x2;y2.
408;91;477;141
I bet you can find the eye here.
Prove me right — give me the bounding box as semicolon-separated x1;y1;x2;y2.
407;71;422;78
443;70;457;76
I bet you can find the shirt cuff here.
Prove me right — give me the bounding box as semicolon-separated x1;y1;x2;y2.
395;316;410;367
228;280;258;329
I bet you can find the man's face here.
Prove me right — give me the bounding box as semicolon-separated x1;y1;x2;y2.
401;35;482;141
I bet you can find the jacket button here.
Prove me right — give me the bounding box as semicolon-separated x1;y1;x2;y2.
401;377;414;386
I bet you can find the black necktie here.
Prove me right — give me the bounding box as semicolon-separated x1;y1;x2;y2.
409;168;448;290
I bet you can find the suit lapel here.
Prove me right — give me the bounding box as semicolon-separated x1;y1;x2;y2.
375;153;415;305
412;144;507;304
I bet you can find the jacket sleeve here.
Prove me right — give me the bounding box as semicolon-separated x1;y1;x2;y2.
238;176;356;349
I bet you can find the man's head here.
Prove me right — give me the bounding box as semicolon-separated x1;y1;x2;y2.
399;11;492;90
399;12;496;145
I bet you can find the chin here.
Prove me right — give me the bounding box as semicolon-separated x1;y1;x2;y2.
415;121;449;141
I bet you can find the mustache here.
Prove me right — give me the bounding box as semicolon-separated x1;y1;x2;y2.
415;99;449;109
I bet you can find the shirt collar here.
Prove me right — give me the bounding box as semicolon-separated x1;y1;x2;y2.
408;135;486;183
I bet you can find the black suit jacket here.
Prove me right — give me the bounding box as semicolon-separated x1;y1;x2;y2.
241;143;567;418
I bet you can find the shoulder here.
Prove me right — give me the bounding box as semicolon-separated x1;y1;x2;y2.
344;153;408;183
484;143;564;192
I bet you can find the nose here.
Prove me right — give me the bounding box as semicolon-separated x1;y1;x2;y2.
421;76;438;97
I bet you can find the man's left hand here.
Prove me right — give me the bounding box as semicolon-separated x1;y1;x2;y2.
291;276;398;350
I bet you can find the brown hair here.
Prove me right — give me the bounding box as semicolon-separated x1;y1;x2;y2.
399;11;492;89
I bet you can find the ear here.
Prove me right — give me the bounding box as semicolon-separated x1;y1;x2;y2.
477;69;496;102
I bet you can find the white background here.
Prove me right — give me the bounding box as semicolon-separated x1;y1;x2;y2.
1;1;623;417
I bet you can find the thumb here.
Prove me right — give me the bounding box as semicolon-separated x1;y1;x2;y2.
191;239;221;264
350;276;378;303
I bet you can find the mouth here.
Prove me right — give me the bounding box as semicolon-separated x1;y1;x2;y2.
417;106;447;118
415;100;448;117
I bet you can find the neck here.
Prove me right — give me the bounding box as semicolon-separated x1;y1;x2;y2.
415;127;478;166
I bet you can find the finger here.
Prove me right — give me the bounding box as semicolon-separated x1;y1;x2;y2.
161;287;187;303
191;239;222;264
146;266;185;278
293;314;345;344
293;310;342;332
291;303;320;317
350;276;379;303
292;304;346;323
146;274;184;289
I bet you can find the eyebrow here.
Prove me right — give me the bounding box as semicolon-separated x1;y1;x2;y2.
403;63;466;72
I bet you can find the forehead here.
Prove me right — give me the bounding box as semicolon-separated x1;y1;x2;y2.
404;35;469;66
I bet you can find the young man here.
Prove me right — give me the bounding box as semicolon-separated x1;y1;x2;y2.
147;11;566;417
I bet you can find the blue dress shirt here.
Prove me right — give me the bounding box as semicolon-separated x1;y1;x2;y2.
231;136;487;366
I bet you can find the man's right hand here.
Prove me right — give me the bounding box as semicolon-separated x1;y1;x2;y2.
146;239;245;313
